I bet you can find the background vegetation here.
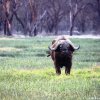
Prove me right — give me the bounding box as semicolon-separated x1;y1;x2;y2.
0;0;100;36
0;36;100;100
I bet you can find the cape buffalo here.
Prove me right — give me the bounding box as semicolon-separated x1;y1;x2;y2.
47;35;80;75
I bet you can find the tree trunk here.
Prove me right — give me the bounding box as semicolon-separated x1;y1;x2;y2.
54;25;58;35
70;25;73;36
6;21;12;36
4;19;12;36
4;20;7;35
69;15;75;36
81;21;85;33
3;0;12;36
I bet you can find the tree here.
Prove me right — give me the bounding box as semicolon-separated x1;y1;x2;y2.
68;0;92;36
2;0;12;36
0;0;100;36
43;0;67;35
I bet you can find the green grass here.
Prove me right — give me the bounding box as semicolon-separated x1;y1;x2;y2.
0;36;100;100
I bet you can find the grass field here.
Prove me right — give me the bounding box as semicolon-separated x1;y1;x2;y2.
0;36;100;100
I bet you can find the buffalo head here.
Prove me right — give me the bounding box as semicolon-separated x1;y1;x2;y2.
49;39;80;52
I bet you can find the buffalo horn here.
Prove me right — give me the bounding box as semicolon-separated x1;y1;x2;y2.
48;40;64;51
66;39;80;50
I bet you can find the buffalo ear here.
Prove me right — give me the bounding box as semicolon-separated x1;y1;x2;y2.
46;50;50;57
69;45;75;52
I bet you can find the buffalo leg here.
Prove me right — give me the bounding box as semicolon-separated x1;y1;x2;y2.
65;67;71;75
54;61;61;75
65;62;72;75
55;66;61;75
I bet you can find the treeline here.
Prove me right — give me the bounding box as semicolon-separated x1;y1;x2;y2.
0;0;100;36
